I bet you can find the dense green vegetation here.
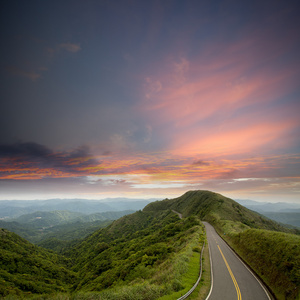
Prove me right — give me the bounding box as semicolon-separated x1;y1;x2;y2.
227;229;300;300
144;190;294;233
1;209;205;299
1;190;299;299
67;210;205;299
0;210;133;250
144;190;300;299
36;220;113;252
14;211;84;228
0;228;76;298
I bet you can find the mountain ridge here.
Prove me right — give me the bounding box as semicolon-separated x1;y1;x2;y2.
144;190;292;233
0;190;299;299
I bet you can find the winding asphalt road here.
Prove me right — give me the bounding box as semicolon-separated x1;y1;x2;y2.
203;222;271;300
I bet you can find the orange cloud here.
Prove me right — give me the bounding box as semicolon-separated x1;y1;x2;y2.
138;30;300;161
172;118;297;157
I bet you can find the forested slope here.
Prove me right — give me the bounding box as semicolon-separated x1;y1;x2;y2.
1;190;298;299
145;190;299;299
0;210;134;250
66;210;205;298
0;209;205;299
0;228;76;297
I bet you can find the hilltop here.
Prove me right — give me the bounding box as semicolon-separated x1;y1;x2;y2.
144;190;293;232
144;190;300;299
0;190;299;299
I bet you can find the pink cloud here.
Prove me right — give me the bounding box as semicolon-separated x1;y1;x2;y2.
137;26;300;159
6;65;41;81
59;43;81;53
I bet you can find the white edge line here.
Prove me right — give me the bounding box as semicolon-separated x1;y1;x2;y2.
204;234;213;300
221;233;272;300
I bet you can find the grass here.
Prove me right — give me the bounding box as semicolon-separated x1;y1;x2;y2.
1;244;211;300
157;225;212;300
4;226;204;300
157;251;201;300
225;229;300;300
189;241;211;300
67;229;203;300
3;190;298;300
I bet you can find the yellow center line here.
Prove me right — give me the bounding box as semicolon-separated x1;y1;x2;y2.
218;245;242;300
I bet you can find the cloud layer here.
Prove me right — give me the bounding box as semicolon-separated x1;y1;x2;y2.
1;142;299;201
1;0;299;201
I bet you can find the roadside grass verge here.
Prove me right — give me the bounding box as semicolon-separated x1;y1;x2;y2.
157;250;201;300
206;216;300;300
225;229;300;300
188;241;211;300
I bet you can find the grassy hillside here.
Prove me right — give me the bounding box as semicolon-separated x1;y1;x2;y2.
145;190;300;299
144;190;292;232
72;210;134;223
227;229;300;300
36;220;113;252
0;210;133;248
0;209;205;299
66;210;205;299
0;228;76;298
1;190;298;299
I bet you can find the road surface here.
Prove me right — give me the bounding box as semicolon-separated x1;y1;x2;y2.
203;222;271;300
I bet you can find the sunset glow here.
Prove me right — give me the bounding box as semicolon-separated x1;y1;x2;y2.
1;0;299;202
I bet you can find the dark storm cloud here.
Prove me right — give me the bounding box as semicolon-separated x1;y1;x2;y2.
192;160;210;166
0;142;99;176
0;142;52;158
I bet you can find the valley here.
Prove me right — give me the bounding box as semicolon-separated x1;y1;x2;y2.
0;190;299;299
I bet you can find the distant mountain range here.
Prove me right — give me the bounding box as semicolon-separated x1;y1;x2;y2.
0;198;154;218
235;199;300;228
0;210;135;246
0;190;299;299
0;198;154;247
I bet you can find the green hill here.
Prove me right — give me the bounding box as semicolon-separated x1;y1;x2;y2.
1;190;299;299
145;190;299;299
0;228;76;298
66;210;204;298
228;229;300;300
144;190;292;232
14;210;84;228
71;210;135;223
0;210;134;248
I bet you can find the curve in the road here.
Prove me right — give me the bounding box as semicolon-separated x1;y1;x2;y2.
203;222;271;300
217;244;241;300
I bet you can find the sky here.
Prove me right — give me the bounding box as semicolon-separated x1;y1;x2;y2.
0;0;299;202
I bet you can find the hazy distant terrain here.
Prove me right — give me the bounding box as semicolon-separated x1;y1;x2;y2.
0;190;299;299
236;199;300;228
0;198;154;248
0;198;153;218
0;210;135;248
